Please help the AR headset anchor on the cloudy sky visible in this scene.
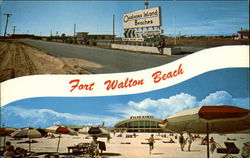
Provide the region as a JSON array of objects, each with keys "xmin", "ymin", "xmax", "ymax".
[
  {"xmin": 2, "ymin": 68, "xmax": 249, "ymax": 128},
  {"xmin": 0, "ymin": 1, "xmax": 249, "ymax": 36}
]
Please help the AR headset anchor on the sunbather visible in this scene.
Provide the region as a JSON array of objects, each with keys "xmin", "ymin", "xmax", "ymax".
[
  {"xmin": 15, "ymin": 147, "xmax": 27, "ymax": 158},
  {"xmin": 241, "ymin": 142, "xmax": 250, "ymax": 158},
  {"xmin": 3, "ymin": 142, "xmax": 15, "ymax": 158}
]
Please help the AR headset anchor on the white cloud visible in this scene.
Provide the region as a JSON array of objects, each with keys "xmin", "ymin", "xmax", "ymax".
[
  {"xmin": 109, "ymin": 91, "xmax": 249, "ymax": 120},
  {"xmin": 199, "ymin": 91, "xmax": 233, "ymax": 106},
  {"xmin": 3, "ymin": 91, "xmax": 249, "ymax": 128},
  {"xmin": 109, "ymin": 93, "xmax": 198, "ymax": 119},
  {"xmin": 3, "ymin": 106, "xmax": 120, "ymax": 128}
]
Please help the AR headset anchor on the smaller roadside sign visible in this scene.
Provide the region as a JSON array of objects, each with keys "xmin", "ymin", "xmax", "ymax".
[
  {"xmin": 122, "ymin": 38, "xmax": 145, "ymax": 41},
  {"xmin": 135, "ymin": 29, "xmax": 163, "ymax": 36}
]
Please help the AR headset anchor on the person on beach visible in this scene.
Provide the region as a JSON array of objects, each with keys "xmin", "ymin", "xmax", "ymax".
[
  {"xmin": 148, "ymin": 134, "xmax": 155, "ymax": 154},
  {"xmin": 210, "ymin": 137, "xmax": 217, "ymax": 153},
  {"xmin": 201, "ymin": 136, "xmax": 208, "ymax": 145},
  {"xmin": 157, "ymin": 39, "xmax": 166, "ymax": 54},
  {"xmin": 3, "ymin": 141, "xmax": 15, "ymax": 158},
  {"xmin": 241, "ymin": 142, "xmax": 250, "ymax": 158},
  {"xmin": 178, "ymin": 133, "xmax": 185, "ymax": 151},
  {"xmin": 15, "ymin": 147, "xmax": 27, "ymax": 158},
  {"xmin": 187, "ymin": 133, "xmax": 193, "ymax": 151},
  {"xmin": 89, "ymin": 136, "xmax": 100, "ymax": 157}
]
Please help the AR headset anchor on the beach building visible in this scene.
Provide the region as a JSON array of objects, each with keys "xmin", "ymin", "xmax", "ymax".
[
  {"xmin": 76, "ymin": 32, "xmax": 89, "ymax": 40},
  {"xmin": 236, "ymin": 29, "xmax": 249, "ymax": 39},
  {"xmin": 114, "ymin": 116, "xmax": 164, "ymax": 132}
]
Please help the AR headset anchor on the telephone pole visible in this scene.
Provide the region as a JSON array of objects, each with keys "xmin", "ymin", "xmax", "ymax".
[
  {"xmin": 144, "ymin": 0, "xmax": 149, "ymax": 9},
  {"xmin": 12, "ymin": 26, "xmax": 16, "ymax": 34},
  {"xmin": 113, "ymin": 14, "xmax": 115, "ymax": 42},
  {"xmin": 74, "ymin": 24, "xmax": 76, "ymax": 37},
  {"xmin": 173, "ymin": 16, "xmax": 177, "ymax": 45},
  {"xmin": 4, "ymin": 13, "xmax": 12, "ymax": 37}
]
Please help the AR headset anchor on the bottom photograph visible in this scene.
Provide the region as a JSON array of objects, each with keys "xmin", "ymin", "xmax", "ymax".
[{"xmin": 1, "ymin": 68, "xmax": 250, "ymax": 158}]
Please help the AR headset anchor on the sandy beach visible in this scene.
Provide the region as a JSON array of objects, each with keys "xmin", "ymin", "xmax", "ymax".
[{"xmin": 1, "ymin": 132, "xmax": 249, "ymax": 158}]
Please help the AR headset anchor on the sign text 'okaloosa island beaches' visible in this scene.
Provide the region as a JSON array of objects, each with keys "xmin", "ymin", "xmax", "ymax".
[
  {"xmin": 123, "ymin": 6, "xmax": 163, "ymax": 41},
  {"xmin": 123, "ymin": 7, "xmax": 161, "ymax": 29}
]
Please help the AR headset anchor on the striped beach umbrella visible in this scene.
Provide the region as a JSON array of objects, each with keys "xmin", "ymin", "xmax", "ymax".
[
  {"xmin": 11, "ymin": 127, "xmax": 42, "ymax": 152},
  {"xmin": 88, "ymin": 126, "xmax": 111, "ymax": 138},
  {"xmin": 0, "ymin": 127, "xmax": 17, "ymax": 146},
  {"xmin": 159, "ymin": 105, "xmax": 250, "ymax": 158}
]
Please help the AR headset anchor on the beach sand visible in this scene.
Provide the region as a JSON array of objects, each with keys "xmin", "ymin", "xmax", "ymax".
[{"xmin": 2, "ymin": 132, "xmax": 250, "ymax": 158}]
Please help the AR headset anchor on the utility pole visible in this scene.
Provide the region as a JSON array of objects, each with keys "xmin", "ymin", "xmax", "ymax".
[
  {"xmin": 144, "ymin": 0, "xmax": 149, "ymax": 9},
  {"xmin": 173, "ymin": 16, "xmax": 177, "ymax": 45},
  {"xmin": 12, "ymin": 26, "xmax": 16, "ymax": 35},
  {"xmin": 74, "ymin": 24, "xmax": 76, "ymax": 37},
  {"xmin": 4, "ymin": 13, "xmax": 12, "ymax": 37},
  {"xmin": 113, "ymin": 14, "xmax": 115, "ymax": 43}
]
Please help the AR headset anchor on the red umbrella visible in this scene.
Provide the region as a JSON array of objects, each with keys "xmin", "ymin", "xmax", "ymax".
[
  {"xmin": 159, "ymin": 105, "xmax": 250, "ymax": 158},
  {"xmin": 0, "ymin": 127, "xmax": 16, "ymax": 136},
  {"xmin": 45, "ymin": 125, "xmax": 77, "ymax": 152}
]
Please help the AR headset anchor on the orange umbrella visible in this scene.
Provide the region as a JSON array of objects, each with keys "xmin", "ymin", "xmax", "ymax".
[{"xmin": 159, "ymin": 105, "xmax": 250, "ymax": 158}]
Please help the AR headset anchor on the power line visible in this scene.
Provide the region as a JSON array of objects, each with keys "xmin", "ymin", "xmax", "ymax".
[{"xmin": 4, "ymin": 13, "xmax": 12, "ymax": 37}]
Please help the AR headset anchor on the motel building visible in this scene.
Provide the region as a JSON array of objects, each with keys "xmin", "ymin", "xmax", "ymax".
[
  {"xmin": 236, "ymin": 29, "xmax": 249, "ymax": 39},
  {"xmin": 114, "ymin": 116, "xmax": 164, "ymax": 133},
  {"xmin": 76, "ymin": 32, "xmax": 115, "ymax": 41}
]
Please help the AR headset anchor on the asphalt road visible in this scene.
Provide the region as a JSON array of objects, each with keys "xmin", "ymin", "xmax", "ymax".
[{"xmin": 22, "ymin": 39, "xmax": 186, "ymax": 74}]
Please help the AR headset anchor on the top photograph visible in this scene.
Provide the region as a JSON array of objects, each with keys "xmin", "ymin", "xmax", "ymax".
[{"xmin": 0, "ymin": 0, "xmax": 249, "ymax": 82}]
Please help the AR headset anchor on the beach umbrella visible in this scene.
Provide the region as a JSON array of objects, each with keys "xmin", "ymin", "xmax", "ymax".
[
  {"xmin": 78, "ymin": 126, "xmax": 91, "ymax": 135},
  {"xmin": 0, "ymin": 127, "xmax": 16, "ymax": 136},
  {"xmin": 159, "ymin": 105, "xmax": 250, "ymax": 158},
  {"xmin": 88, "ymin": 126, "xmax": 111, "ymax": 138},
  {"xmin": 10, "ymin": 127, "xmax": 42, "ymax": 152},
  {"xmin": 0, "ymin": 127, "xmax": 16, "ymax": 145},
  {"xmin": 45, "ymin": 125, "xmax": 77, "ymax": 152}
]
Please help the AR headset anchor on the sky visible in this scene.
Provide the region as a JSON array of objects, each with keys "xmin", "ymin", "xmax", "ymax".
[
  {"xmin": 0, "ymin": 0, "xmax": 249, "ymax": 37},
  {"xmin": 2, "ymin": 68, "xmax": 249, "ymax": 128}
]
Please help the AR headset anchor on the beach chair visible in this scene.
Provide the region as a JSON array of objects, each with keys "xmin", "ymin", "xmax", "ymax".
[
  {"xmin": 217, "ymin": 142, "xmax": 240, "ymax": 158},
  {"xmin": 98, "ymin": 141, "xmax": 106, "ymax": 153}
]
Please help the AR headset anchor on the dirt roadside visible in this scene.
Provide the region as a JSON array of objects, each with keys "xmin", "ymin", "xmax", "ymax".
[{"xmin": 0, "ymin": 40, "xmax": 102, "ymax": 82}]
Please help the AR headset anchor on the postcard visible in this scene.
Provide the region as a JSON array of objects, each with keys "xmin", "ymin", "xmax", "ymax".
[{"xmin": 0, "ymin": 1, "xmax": 249, "ymax": 158}]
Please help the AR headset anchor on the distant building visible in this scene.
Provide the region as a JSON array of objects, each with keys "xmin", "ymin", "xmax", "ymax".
[
  {"xmin": 77, "ymin": 32, "xmax": 115, "ymax": 41},
  {"xmin": 9, "ymin": 34, "xmax": 35, "ymax": 39},
  {"xmin": 76, "ymin": 32, "xmax": 89, "ymax": 40},
  {"xmin": 114, "ymin": 116, "xmax": 164, "ymax": 132},
  {"xmin": 87, "ymin": 34, "xmax": 115, "ymax": 40},
  {"xmin": 237, "ymin": 30, "xmax": 249, "ymax": 39}
]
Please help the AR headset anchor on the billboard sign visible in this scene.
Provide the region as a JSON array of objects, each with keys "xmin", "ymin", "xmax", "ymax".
[{"xmin": 123, "ymin": 7, "xmax": 161, "ymax": 29}]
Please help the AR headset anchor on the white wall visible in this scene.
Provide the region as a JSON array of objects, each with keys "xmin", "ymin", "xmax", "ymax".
[{"xmin": 111, "ymin": 44, "xmax": 173, "ymax": 55}]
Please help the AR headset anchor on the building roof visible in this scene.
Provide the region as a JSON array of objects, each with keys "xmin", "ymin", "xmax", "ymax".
[
  {"xmin": 237, "ymin": 30, "xmax": 249, "ymax": 35},
  {"xmin": 114, "ymin": 116, "xmax": 163, "ymax": 128}
]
